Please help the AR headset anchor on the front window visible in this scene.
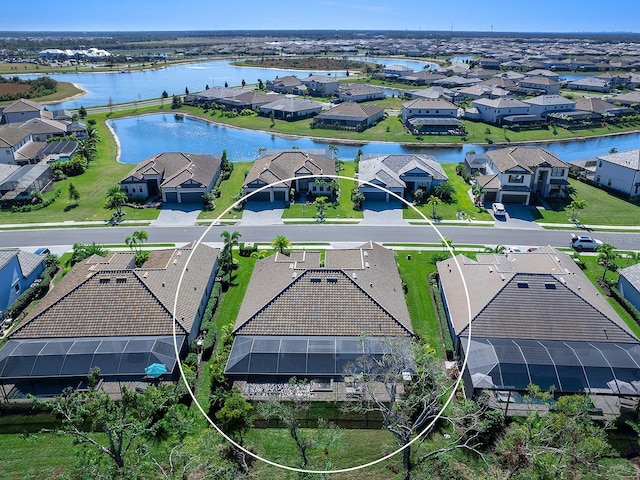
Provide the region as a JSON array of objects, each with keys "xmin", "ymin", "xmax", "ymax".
[
  {"xmin": 551, "ymin": 168, "xmax": 565, "ymax": 177},
  {"xmin": 508, "ymin": 174, "xmax": 524, "ymax": 184}
]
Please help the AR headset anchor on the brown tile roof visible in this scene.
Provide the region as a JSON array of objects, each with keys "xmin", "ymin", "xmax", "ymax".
[
  {"xmin": 243, "ymin": 150, "xmax": 335, "ymax": 189},
  {"xmin": 234, "ymin": 242, "xmax": 412, "ymax": 337},
  {"xmin": 0, "ymin": 126, "xmax": 30, "ymax": 148},
  {"xmin": 486, "ymin": 146, "xmax": 568, "ymax": 173},
  {"xmin": 437, "ymin": 247, "xmax": 636, "ymax": 343},
  {"xmin": 11, "ymin": 244, "xmax": 218, "ymax": 339},
  {"xmin": 121, "ymin": 152, "xmax": 221, "ymax": 189}
]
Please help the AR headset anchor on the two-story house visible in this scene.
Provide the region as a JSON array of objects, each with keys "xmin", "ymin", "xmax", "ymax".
[
  {"xmin": 593, "ymin": 149, "xmax": 640, "ymax": 197},
  {"xmin": 474, "ymin": 147, "xmax": 570, "ymax": 204},
  {"xmin": 300, "ymin": 75, "xmax": 339, "ymax": 96},
  {"xmin": 523, "ymin": 95, "xmax": 576, "ymax": 117},
  {"xmin": 471, "ymin": 98, "xmax": 530, "ymax": 124},
  {"xmin": 0, "ymin": 126, "xmax": 33, "ymax": 165}
]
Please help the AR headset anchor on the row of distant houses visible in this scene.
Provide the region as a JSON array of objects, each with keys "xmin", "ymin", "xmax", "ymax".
[
  {"xmin": 118, "ymin": 144, "xmax": 640, "ymax": 208},
  {"xmin": 0, "ymin": 99, "xmax": 87, "ymax": 203}
]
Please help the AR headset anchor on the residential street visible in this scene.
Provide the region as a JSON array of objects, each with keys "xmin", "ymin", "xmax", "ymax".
[{"xmin": 1, "ymin": 224, "xmax": 638, "ymax": 251}]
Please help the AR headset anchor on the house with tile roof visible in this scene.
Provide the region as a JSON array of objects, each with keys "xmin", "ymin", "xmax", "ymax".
[
  {"xmin": 437, "ymin": 246, "xmax": 640, "ymax": 410},
  {"xmin": 184, "ymin": 86, "xmax": 254, "ymax": 106},
  {"xmin": 0, "ymin": 126, "xmax": 32, "ymax": 165},
  {"xmin": 300, "ymin": 75, "xmax": 339, "ymax": 96},
  {"xmin": 120, "ymin": 152, "xmax": 222, "ymax": 204},
  {"xmin": 568, "ymin": 77, "xmax": 611, "ymax": 93},
  {"xmin": 593, "ymin": 149, "xmax": 640, "ymax": 197},
  {"xmin": 357, "ymin": 153, "xmax": 448, "ymax": 202},
  {"xmin": 574, "ymin": 97, "xmax": 633, "ymax": 119},
  {"xmin": 474, "ymin": 146, "xmax": 569, "ymax": 204},
  {"xmin": 0, "ymin": 99, "xmax": 41, "ymax": 125},
  {"xmin": 0, "ymin": 244, "xmax": 218, "ymax": 400},
  {"xmin": 470, "ymin": 98, "xmax": 530, "ymax": 125},
  {"xmin": 522, "ymin": 95, "xmax": 576, "ymax": 117},
  {"xmin": 266, "ymin": 75, "xmax": 307, "ymax": 95},
  {"xmin": 225, "ymin": 242, "xmax": 413, "ymax": 383},
  {"xmin": 258, "ymin": 96, "xmax": 323, "ymax": 121},
  {"xmin": 311, "ymin": 101, "xmax": 383, "ymax": 131},
  {"xmin": 337, "ymin": 83, "xmax": 385, "ymax": 103},
  {"xmin": 518, "ymin": 75, "xmax": 560, "ymax": 95},
  {"xmin": 402, "ymin": 98, "xmax": 462, "ymax": 134},
  {"xmin": 0, "ymin": 249, "xmax": 46, "ymax": 315},
  {"xmin": 216, "ymin": 91, "xmax": 282, "ymax": 111},
  {"xmin": 242, "ymin": 149, "xmax": 335, "ymax": 202}
]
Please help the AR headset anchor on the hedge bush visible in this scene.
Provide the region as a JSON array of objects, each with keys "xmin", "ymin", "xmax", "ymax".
[
  {"xmin": 5, "ymin": 263, "xmax": 58, "ymax": 319},
  {"xmin": 610, "ymin": 285, "xmax": 640, "ymax": 324},
  {"xmin": 11, "ymin": 189, "xmax": 61, "ymax": 212}
]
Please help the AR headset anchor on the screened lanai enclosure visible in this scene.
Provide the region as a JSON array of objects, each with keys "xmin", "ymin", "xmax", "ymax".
[{"xmin": 0, "ymin": 336, "xmax": 183, "ymax": 401}]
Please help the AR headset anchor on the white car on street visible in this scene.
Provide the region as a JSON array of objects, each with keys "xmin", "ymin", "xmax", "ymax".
[{"xmin": 570, "ymin": 234, "xmax": 603, "ymax": 251}]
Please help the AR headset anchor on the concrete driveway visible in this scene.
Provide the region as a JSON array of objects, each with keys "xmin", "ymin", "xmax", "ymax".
[
  {"xmin": 360, "ymin": 200, "xmax": 407, "ymax": 226},
  {"xmin": 152, "ymin": 203, "xmax": 202, "ymax": 227},
  {"xmin": 239, "ymin": 201, "xmax": 285, "ymax": 225},
  {"xmin": 491, "ymin": 203, "xmax": 542, "ymax": 230}
]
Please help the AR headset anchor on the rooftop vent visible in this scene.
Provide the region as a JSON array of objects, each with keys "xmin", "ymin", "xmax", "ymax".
[
  {"xmin": 310, "ymin": 277, "xmax": 321, "ymax": 283},
  {"xmin": 363, "ymin": 251, "xmax": 368, "ymax": 257},
  {"xmin": 327, "ymin": 278, "xmax": 338, "ymax": 283},
  {"xmin": 116, "ymin": 277, "xmax": 127, "ymax": 284},
  {"xmin": 500, "ymin": 274, "xmax": 505, "ymax": 281},
  {"xmin": 517, "ymin": 281, "xmax": 529, "ymax": 288},
  {"xmin": 352, "ymin": 272, "xmax": 358, "ymax": 279},
  {"xmin": 365, "ymin": 262, "xmax": 370, "ymax": 268},
  {"xmin": 488, "ymin": 266, "xmax": 493, "ymax": 273},
  {"xmin": 544, "ymin": 282, "xmax": 556, "ymax": 289},
  {"xmin": 99, "ymin": 278, "xmax": 110, "ymax": 284}
]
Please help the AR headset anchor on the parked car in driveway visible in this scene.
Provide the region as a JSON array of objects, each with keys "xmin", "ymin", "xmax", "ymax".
[
  {"xmin": 570, "ymin": 234, "xmax": 603, "ymax": 251},
  {"xmin": 492, "ymin": 202, "xmax": 506, "ymax": 217}
]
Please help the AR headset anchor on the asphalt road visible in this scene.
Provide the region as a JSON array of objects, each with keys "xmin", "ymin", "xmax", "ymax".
[{"xmin": 1, "ymin": 224, "xmax": 638, "ymax": 251}]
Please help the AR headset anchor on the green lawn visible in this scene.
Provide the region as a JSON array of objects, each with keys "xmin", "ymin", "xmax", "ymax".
[
  {"xmin": 403, "ymin": 164, "xmax": 493, "ymax": 221},
  {"xmin": 0, "ymin": 433, "xmax": 81, "ymax": 479},
  {"xmin": 282, "ymin": 161, "xmax": 364, "ymax": 220},
  {"xmin": 576, "ymin": 254, "xmax": 640, "ymax": 337},
  {"xmin": 198, "ymin": 162, "xmax": 252, "ymax": 220},
  {"xmin": 245, "ymin": 428, "xmax": 404, "ymax": 480},
  {"xmin": 396, "ymin": 251, "xmax": 444, "ymax": 358},
  {"xmin": 537, "ymin": 178, "xmax": 640, "ymax": 226}
]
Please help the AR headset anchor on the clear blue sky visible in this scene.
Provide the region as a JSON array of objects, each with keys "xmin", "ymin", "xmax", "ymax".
[{"xmin": 4, "ymin": 0, "xmax": 640, "ymax": 33}]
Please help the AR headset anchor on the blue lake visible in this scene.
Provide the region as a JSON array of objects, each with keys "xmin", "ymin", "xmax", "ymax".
[
  {"xmin": 22, "ymin": 57, "xmax": 436, "ymax": 110},
  {"xmin": 111, "ymin": 113, "xmax": 640, "ymax": 165}
]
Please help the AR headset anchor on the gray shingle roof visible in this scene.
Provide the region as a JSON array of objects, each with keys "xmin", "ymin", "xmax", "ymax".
[
  {"xmin": 358, "ymin": 154, "xmax": 448, "ymax": 189},
  {"xmin": 597, "ymin": 150, "xmax": 640, "ymax": 171},
  {"xmin": 121, "ymin": 152, "xmax": 221, "ymax": 189},
  {"xmin": 437, "ymin": 247, "xmax": 636, "ymax": 343},
  {"xmin": 0, "ymin": 126, "xmax": 30, "ymax": 148},
  {"xmin": 315, "ymin": 102, "xmax": 382, "ymax": 121},
  {"xmin": 619, "ymin": 263, "xmax": 640, "ymax": 288}
]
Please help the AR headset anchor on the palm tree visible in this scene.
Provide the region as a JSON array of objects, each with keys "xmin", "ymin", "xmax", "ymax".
[
  {"xmin": 327, "ymin": 144, "xmax": 339, "ymax": 159},
  {"xmin": 471, "ymin": 183, "xmax": 485, "ymax": 206},
  {"xmin": 220, "ymin": 230, "xmax": 241, "ymax": 272},
  {"xmin": 434, "ymin": 181, "xmax": 456, "ymax": 202},
  {"xmin": 75, "ymin": 139, "xmax": 97, "ymax": 162},
  {"xmin": 484, "ymin": 244, "xmax": 506, "ymax": 254},
  {"xmin": 440, "ymin": 237, "xmax": 454, "ymax": 251},
  {"xmin": 597, "ymin": 243, "xmax": 619, "ymax": 281},
  {"xmin": 105, "ymin": 185, "xmax": 128, "ymax": 217},
  {"xmin": 125, "ymin": 230, "xmax": 148, "ymax": 254},
  {"xmin": 85, "ymin": 125, "xmax": 99, "ymax": 147},
  {"xmin": 627, "ymin": 251, "xmax": 640, "ymax": 266},
  {"xmin": 271, "ymin": 235, "xmax": 291, "ymax": 254},
  {"xmin": 68, "ymin": 183, "xmax": 80, "ymax": 204},
  {"xmin": 426, "ymin": 195, "xmax": 442, "ymax": 219},
  {"xmin": 568, "ymin": 199, "xmax": 586, "ymax": 222}
]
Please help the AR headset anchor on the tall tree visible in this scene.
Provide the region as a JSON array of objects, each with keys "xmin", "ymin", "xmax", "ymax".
[
  {"xmin": 568, "ymin": 198, "xmax": 586, "ymax": 222},
  {"xmin": 426, "ymin": 195, "xmax": 442, "ymax": 218},
  {"xmin": 343, "ymin": 340, "xmax": 449, "ymax": 479},
  {"xmin": 105, "ymin": 184, "xmax": 128, "ymax": 218},
  {"xmin": 68, "ymin": 182, "xmax": 80, "ymax": 204},
  {"xmin": 434, "ymin": 181, "xmax": 456, "ymax": 202},
  {"xmin": 33, "ymin": 379, "xmax": 178, "ymax": 478},
  {"xmin": 597, "ymin": 243, "xmax": 619, "ymax": 281},
  {"xmin": 220, "ymin": 230, "xmax": 241, "ymax": 272},
  {"xmin": 271, "ymin": 235, "xmax": 291, "ymax": 254}
]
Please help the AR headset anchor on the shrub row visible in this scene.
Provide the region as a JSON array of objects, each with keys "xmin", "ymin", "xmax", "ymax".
[
  {"xmin": 610, "ymin": 285, "xmax": 640, "ymax": 325},
  {"xmin": 428, "ymin": 272, "xmax": 455, "ymax": 358},
  {"xmin": 238, "ymin": 242, "xmax": 257, "ymax": 257},
  {"xmin": 196, "ymin": 282, "xmax": 223, "ymax": 354},
  {"xmin": 11, "ymin": 189, "xmax": 61, "ymax": 212},
  {"xmin": 5, "ymin": 264, "xmax": 58, "ymax": 320}
]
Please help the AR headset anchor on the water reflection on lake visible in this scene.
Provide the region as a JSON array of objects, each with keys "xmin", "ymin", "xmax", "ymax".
[{"xmin": 111, "ymin": 113, "xmax": 640, "ymax": 165}]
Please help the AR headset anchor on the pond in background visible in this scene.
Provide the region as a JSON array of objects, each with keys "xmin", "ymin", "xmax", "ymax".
[{"xmin": 110, "ymin": 113, "xmax": 640, "ymax": 165}]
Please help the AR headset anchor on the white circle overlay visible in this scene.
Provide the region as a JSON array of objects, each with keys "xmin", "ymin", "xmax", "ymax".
[{"xmin": 171, "ymin": 173, "xmax": 473, "ymax": 474}]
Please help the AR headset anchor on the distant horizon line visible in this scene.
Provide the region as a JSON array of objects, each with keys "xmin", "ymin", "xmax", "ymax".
[{"xmin": 1, "ymin": 29, "xmax": 638, "ymax": 35}]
